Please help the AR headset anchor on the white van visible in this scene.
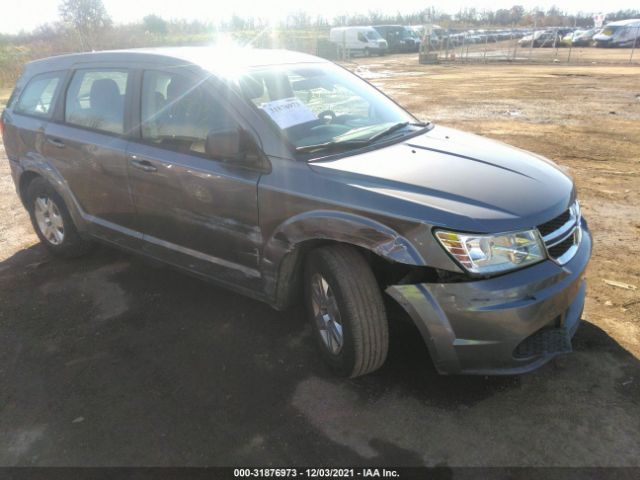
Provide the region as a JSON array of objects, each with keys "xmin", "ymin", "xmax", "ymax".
[
  {"xmin": 329, "ymin": 27, "xmax": 388, "ymax": 56},
  {"xmin": 593, "ymin": 19, "xmax": 640, "ymax": 47}
]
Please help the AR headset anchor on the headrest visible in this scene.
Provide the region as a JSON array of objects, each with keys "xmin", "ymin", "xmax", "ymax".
[
  {"xmin": 239, "ymin": 75, "xmax": 264, "ymax": 100},
  {"xmin": 90, "ymin": 78, "xmax": 120, "ymax": 108},
  {"xmin": 264, "ymin": 74, "xmax": 293, "ymax": 100},
  {"xmin": 166, "ymin": 76, "xmax": 195, "ymax": 101}
]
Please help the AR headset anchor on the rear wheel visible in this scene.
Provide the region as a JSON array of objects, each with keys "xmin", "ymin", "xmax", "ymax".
[
  {"xmin": 26, "ymin": 177, "xmax": 92, "ymax": 258},
  {"xmin": 304, "ymin": 245, "xmax": 389, "ymax": 377}
]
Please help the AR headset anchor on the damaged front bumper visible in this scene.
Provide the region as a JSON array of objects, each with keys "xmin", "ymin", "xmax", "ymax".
[{"xmin": 386, "ymin": 225, "xmax": 592, "ymax": 375}]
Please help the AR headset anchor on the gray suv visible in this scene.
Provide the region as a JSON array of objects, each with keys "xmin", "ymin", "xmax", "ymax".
[{"xmin": 1, "ymin": 47, "xmax": 591, "ymax": 377}]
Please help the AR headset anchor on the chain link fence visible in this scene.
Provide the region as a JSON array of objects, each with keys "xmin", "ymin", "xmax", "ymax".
[{"xmin": 417, "ymin": 26, "xmax": 640, "ymax": 65}]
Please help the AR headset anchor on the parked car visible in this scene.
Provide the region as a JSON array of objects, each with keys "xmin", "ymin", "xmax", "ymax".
[
  {"xmin": 372, "ymin": 25, "xmax": 420, "ymax": 52},
  {"xmin": 561, "ymin": 29, "xmax": 597, "ymax": 47},
  {"xmin": 1, "ymin": 48, "xmax": 591, "ymax": 378},
  {"xmin": 518, "ymin": 29, "xmax": 564, "ymax": 48},
  {"xmin": 593, "ymin": 19, "xmax": 640, "ymax": 47},
  {"xmin": 329, "ymin": 26, "xmax": 388, "ymax": 56}
]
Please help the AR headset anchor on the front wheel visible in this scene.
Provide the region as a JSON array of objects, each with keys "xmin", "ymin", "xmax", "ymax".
[{"xmin": 304, "ymin": 245, "xmax": 389, "ymax": 377}]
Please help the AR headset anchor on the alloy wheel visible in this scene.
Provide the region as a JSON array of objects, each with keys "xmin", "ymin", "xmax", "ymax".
[
  {"xmin": 34, "ymin": 196, "xmax": 65, "ymax": 245},
  {"xmin": 310, "ymin": 273, "xmax": 344, "ymax": 354}
]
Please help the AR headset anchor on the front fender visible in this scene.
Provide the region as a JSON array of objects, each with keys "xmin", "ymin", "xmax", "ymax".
[
  {"xmin": 265, "ymin": 209, "xmax": 426, "ymax": 265},
  {"xmin": 261, "ymin": 210, "xmax": 428, "ymax": 308}
]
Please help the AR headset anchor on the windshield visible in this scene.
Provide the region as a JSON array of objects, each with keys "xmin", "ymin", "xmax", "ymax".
[
  {"xmin": 602, "ymin": 26, "xmax": 621, "ymax": 34},
  {"xmin": 405, "ymin": 29, "xmax": 419, "ymax": 39},
  {"xmin": 237, "ymin": 63, "xmax": 418, "ymax": 151}
]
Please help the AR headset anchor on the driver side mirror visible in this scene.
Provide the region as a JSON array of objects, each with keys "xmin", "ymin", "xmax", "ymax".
[
  {"xmin": 205, "ymin": 127, "xmax": 266, "ymax": 170},
  {"xmin": 205, "ymin": 127, "xmax": 245, "ymax": 162}
]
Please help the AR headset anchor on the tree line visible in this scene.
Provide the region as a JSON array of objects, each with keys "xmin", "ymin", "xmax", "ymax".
[{"xmin": 1, "ymin": 0, "xmax": 640, "ymax": 52}]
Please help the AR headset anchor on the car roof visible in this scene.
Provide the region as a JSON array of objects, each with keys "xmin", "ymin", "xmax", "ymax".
[
  {"xmin": 23, "ymin": 46, "xmax": 328, "ymax": 77},
  {"xmin": 605, "ymin": 18, "xmax": 640, "ymax": 27}
]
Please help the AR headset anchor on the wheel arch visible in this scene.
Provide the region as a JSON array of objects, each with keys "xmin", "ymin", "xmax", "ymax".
[
  {"xmin": 262, "ymin": 210, "xmax": 430, "ymax": 310},
  {"xmin": 18, "ymin": 170, "xmax": 42, "ymax": 205},
  {"xmin": 16, "ymin": 165, "xmax": 87, "ymax": 232}
]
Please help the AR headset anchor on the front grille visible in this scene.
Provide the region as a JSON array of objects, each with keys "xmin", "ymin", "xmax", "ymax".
[
  {"xmin": 548, "ymin": 234, "xmax": 575, "ymax": 258},
  {"xmin": 537, "ymin": 202, "xmax": 581, "ymax": 265},
  {"xmin": 538, "ymin": 210, "xmax": 571, "ymax": 237},
  {"xmin": 513, "ymin": 327, "xmax": 572, "ymax": 359}
]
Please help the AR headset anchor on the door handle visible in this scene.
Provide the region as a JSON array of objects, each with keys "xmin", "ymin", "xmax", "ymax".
[
  {"xmin": 129, "ymin": 157, "xmax": 157, "ymax": 172},
  {"xmin": 46, "ymin": 137, "xmax": 65, "ymax": 148}
]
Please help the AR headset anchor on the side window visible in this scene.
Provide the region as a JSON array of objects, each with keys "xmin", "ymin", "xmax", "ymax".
[
  {"xmin": 65, "ymin": 69, "xmax": 128, "ymax": 135},
  {"xmin": 141, "ymin": 70, "xmax": 239, "ymax": 156},
  {"xmin": 357, "ymin": 32, "xmax": 367, "ymax": 42},
  {"xmin": 14, "ymin": 71, "xmax": 65, "ymax": 118}
]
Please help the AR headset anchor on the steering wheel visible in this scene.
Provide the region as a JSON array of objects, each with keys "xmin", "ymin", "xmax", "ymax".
[{"xmin": 317, "ymin": 110, "xmax": 336, "ymax": 124}]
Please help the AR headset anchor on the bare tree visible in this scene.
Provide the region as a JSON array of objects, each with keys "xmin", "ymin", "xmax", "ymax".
[{"xmin": 59, "ymin": 0, "xmax": 111, "ymax": 50}]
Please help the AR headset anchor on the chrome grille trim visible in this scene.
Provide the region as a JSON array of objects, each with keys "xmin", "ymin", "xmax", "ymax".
[
  {"xmin": 538, "ymin": 201, "xmax": 582, "ymax": 265},
  {"xmin": 542, "ymin": 216, "xmax": 579, "ymax": 244}
]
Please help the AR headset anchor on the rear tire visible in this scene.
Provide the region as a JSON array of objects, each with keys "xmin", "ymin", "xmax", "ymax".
[
  {"xmin": 304, "ymin": 245, "xmax": 389, "ymax": 378},
  {"xmin": 26, "ymin": 177, "xmax": 92, "ymax": 258}
]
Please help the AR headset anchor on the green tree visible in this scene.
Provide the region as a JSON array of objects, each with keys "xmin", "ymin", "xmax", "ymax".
[
  {"xmin": 143, "ymin": 14, "xmax": 168, "ymax": 35},
  {"xmin": 59, "ymin": 0, "xmax": 111, "ymax": 50}
]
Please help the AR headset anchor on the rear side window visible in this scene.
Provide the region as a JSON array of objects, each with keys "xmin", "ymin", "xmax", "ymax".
[
  {"xmin": 14, "ymin": 71, "xmax": 65, "ymax": 118},
  {"xmin": 65, "ymin": 69, "xmax": 129, "ymax": 135}
]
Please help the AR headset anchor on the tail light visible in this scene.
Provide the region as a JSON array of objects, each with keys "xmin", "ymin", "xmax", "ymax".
[{"xmin": 0, "ymin": 117, "xmax": 4, "ymax": 137}]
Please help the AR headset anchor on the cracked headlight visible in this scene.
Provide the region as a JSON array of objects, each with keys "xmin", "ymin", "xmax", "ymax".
[{"xmin": 435, "ymin": 229, "xmax": 546, "ymax": 275}]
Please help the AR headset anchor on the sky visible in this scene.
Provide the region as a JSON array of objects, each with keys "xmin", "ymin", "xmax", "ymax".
[{"xmin": 1, "ymin": 0, "xmax": 638, "ymax": 34}]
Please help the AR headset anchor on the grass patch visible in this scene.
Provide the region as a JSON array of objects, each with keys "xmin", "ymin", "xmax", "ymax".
[{"xmin": 0, "ymin": 88, "xmax": 12, "ymax": 109}]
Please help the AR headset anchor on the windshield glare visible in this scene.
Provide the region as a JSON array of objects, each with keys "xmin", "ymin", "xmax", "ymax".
[{"xmin": 237, "ymin": 63, "xmax": 415, "ymax": 150}]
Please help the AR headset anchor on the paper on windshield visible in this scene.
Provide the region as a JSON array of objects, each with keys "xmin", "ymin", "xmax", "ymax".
[{"xmin": 260, "ymin": 97, "xmax": 317, "ymax": 129}]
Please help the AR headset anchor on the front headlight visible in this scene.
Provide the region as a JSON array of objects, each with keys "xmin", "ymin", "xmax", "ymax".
[{"xmin": 435, "ymin": 229, "xmax": 546, "ymax": 275}]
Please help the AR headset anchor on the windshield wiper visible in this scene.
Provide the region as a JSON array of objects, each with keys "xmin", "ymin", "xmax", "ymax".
[
  {"xmin": 295, "ymin": 121, "xmax": 431, "ymax": 154},
  {"xmin": 367, "ymin": 121, "xmax": 430, "ymax": 142},
  {"xmin": 295, "ymin": 139, "xmax": 368, "ymax": 154}
]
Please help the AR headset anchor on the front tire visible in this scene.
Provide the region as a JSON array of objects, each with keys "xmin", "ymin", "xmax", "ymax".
[
  {"xmin": 304, "ymin": 245, "xmax": 389, "ymax": 377},
  {"xmin": 26, "ymin": 177, "xmax": 92, "ymax": 258}
]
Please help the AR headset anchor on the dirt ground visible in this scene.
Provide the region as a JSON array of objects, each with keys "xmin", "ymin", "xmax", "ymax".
[{"xmin": 0, "ymin": 57, "xmax": 639, "ymax": 467}]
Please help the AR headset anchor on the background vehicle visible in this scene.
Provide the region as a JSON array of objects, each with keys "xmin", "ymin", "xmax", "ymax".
[
  {"xmin": 518, "ymin": 29, "xmax": 568, "ymax": 48},
  {"xmin": 372, "ymin": 25, "xmax": 420, "ymax": 52},
  {"xmin": 329, "ymin": 26, "xmax": 388, "ymax": 56},
  {"xmin": 593, "ymin": 19, "xmax": 640, "ymax": 47},
  {"xmin": 561, "ymin": 29, "xmax": 597, "ymax": 46}
]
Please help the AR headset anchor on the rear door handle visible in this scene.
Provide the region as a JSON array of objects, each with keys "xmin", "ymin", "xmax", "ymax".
[
  {"xmin": 129, "ymin": 157, "xmax": 157, "ymax": 172},
  {"xmin": 46, "ymin": 137, "xmax": 65, "ymax": 148}
]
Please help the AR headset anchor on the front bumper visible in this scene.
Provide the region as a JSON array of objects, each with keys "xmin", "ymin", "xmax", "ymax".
[
  {"xmin": 369, "ymin": 46, "xmax": 387, "ymax": 54},
  {"xmin": 387, "ymin": 222, "xmax": 592, "ymax": 375}
]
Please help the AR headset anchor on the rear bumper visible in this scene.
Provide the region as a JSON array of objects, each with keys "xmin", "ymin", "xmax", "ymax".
[{"xmin": 386, "ymin": 222, "xmax": 592, "ymax": 375}]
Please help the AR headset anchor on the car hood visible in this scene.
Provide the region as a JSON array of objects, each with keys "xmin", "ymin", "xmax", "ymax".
[
  {"xmin": 593, "ymin": 32, "xmax": 613, "ymax": 40},
  {"xmin": 309, "ymin": 125, "xmax": 575, "ymax": 233}
]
